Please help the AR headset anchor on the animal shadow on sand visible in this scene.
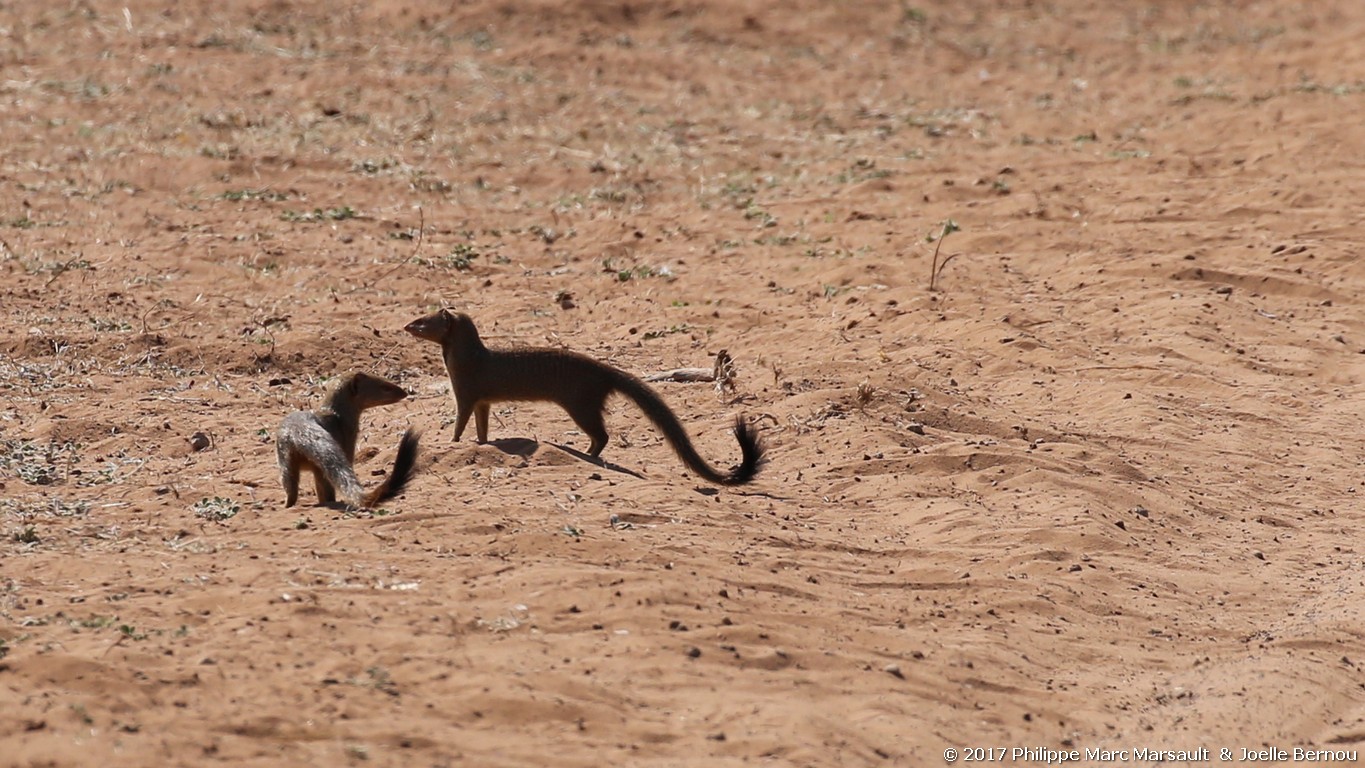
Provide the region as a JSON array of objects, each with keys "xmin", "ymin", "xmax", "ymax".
[
  {"xmin": 483, "ymin": 437, "xmax": 646, "ymax": 480},
  {"xmin": 511, "ymin": 438, "xmax": 783, "ymax": 499}
]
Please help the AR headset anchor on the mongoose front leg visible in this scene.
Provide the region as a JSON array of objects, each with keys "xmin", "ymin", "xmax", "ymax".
[
  {"xmin": 474, "ymin": 402, "xmax": 491, "ymax": 443},
  {"xmin": 452, "ymin": 399, "xmax": 474, "ymax": 442}
]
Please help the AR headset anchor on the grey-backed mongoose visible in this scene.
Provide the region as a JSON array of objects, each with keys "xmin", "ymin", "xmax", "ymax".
[
  {"xmin": 403, "ymin": 309, "xmax": 764, "ymax": 485},
  {"xmin": 275, "ymin": 372, "xmax": 420, "ymax": 507}
]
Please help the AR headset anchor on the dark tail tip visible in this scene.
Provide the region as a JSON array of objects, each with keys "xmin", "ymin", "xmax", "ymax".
[
  {"xmin": 722, "ymin": 414, "xmax": 766, "ymax": 485},
  {"xmin": 364, "ymin": 429, "xmax": 421, "ymax": 506}
]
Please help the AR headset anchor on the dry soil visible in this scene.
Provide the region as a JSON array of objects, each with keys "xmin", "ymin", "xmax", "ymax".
[{"xmin": 3, "ymin": 1, "xmax": 1365, "ymax": 766}]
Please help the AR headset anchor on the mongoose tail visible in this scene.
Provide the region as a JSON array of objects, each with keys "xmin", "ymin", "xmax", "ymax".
[
  {"xmin": 404, "ymin": 309, "xmax": 765, "ymax": 485},
  {"xmin": 361, "ymin": 428, "xmax": 421, "ymax": 506},
  {"xmin": 609, "ymin": 372, "xmax": 765, "ymax": 485},
  {"xmin": 276, "ymin": 372, "xmax": 421, "ymax": 508}
]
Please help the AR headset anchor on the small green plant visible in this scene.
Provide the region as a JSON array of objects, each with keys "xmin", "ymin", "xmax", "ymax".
[
  {"xmin": 743, "ymin": 201, "xmax": 777, "ymax": 228},
  {"xmin": 199, "ymin": 143, "xmax": 239, "ymax": 160},
  {"xmin": 0, "ymin": 439, "xmax": 81, "ymax": 486},
  {"xmin": 118, "ymin": 624, "xmax": 148, "ymax": 641},
  {"xmin": 345, "ymin": 666, "xmax": 398, "ymax": 696},
  {"xmin": 927, "ymin": 219, "xmax": 961, "ymax": 291},
  {"xmin": 719, "ymin": 179, "xmax": 757, "ymax": 201},
  {"xmin": 900, "ymin": 3, "xmax": 927, "ymax": 24},
  {"xmin": 0, "ymin": 497, "xmax": 90, "ymax": 518},
  {"xmin": 28, "ymin": 257, "xmax": 93, "ymax": 278},
  {"xmin": 219, "ymin": 189, "xmax": 289, "ymax": 202},
  {"xmin": 602, "ymin": 258, "xmax": 660, "ymax": 282},
  {"xmin": 365, "ymin": 666, "xmax": 397, "ymax": 694},
  {"xmin": 756, "ymin": 233, "xmax": 801, "ymax": 247},
  {"xmin": 12, "ymin": 525, "xmax": 39, "ymax": 544},
  {"xmin": 836, "ymin": 157, "xmax": 892, "ymax": 185},
  {"xmin": 642, "ymin": 324, "xmax": 692, "ymax": 340},
  {"xmin": 89, "ymin": 316, "xmax": 133, "ymax": 333},
  {"xmin": 619, "ymin": 264, "xmax": 655, "ymax": 281},
  {"xmin": 351, "ymin": 158, "xmax": 402, "ymax": 174},
  {"xmin": 56, "ymin": 497, "xmax": 91, "ymax": 515},
  {"xmin": 589, "ymin": 186, "xmax": 631, "ymax": 204},
  {"xmin": 445, "ymin": 243, "xmax": 479, "ymax": 270},
  {"xmin": 281, "ymin": 207, "xmax": 357, "ymax": 223},
  {"xmin": 528, "ymin": 224, "xmax": 560, "ymax": 244},
  {"xmin": 192, "ymin": 496, "xmax": 239, "ymax": 523}
]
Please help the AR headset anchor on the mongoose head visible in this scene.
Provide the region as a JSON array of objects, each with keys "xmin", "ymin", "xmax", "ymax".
[
  {"xmin": 404, "ymin": 309, "xmax": 480, "ymax": 346},
  {"xmin": 339, "ymin": 372, "xmax": 409, "ymax": 408}
]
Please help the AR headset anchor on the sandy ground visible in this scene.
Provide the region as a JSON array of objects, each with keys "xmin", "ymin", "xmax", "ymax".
[{"xmin": 3, "ymin": 0, "xmax": 1365, "ymax": 765}]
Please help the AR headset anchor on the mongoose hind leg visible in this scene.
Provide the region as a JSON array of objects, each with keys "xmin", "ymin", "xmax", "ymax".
[
  {"xmin": 281, "ymin": 460, "xmax": 301, "ymax": 508},
  {"xmin": 568, "ymin": 396, "xmax": 611, "ymax": 457},
  {"xmin": 313, "ymin": 471, "xmax": 336, "ymax": 504}
]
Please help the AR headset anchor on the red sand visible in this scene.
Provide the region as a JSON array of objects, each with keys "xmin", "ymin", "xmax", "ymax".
[{"xmin": 2, "ymin": 1, "xmax": 1364, "ymax": 765}]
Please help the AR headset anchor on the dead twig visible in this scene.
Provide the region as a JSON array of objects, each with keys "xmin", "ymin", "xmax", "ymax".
[
  {"xmin": 643, "ymin": 349, "xmax": 737, "ymax": 395},
  {"xmin": 712, "ymin": 349, "xmax": 736, "ymax": 394},
  {"xmin": 349, "ymin": 207, "xmax": 425, "ymax": 293}
]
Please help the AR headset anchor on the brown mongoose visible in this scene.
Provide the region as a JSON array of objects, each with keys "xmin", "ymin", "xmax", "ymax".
[
  {"xmin": 404, "ymin": 309, "xmax": 765, "ymax": 485},
  {"xmin": 275, "ymin": 372, "xmax": 421, "ymax": 507}
]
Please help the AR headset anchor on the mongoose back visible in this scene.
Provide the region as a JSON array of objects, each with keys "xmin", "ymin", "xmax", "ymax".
[
  {"xmin": 404, "ymin": 309, "xmax": 765, "ymax": 485},
  {"xmin": 275, "ymin": 372, "xmax": 420, "ymax": 507}
]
